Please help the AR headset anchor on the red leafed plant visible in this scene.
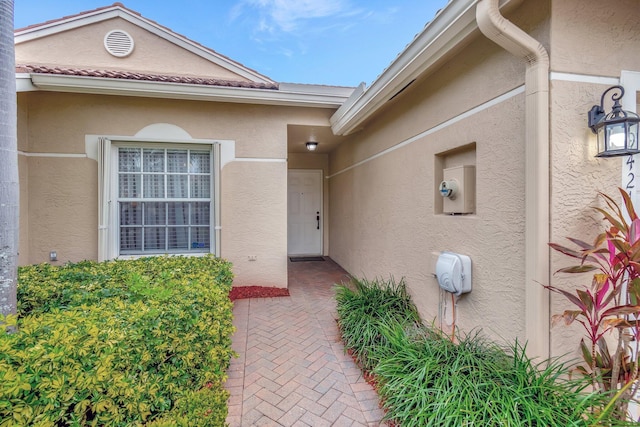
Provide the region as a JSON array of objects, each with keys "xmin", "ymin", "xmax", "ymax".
[{"xmin": 548, "ymin": 188, "xmax": 640, "ymax": 419}]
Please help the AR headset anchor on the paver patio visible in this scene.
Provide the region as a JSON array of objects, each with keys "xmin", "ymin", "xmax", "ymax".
[{"xmin": 225, "ymin": 258, "xmax": 387, "ymax": 426}]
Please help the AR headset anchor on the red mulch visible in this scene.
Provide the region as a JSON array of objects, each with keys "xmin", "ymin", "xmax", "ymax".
[{"xmin": 228, "ymin": 286, "xmax": 290, "ymax": 301}]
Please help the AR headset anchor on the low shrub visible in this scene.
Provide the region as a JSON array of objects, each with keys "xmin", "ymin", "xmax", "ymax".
[
  {"xmin": 375, "ymin": 322, "xmax": 606, "ymax": 426},
  {"xmin": 335, "ymin": 277, "xmax": 420, "ymax": 371},
  {"xmin": 0, "ymin": 255, "xmax": 234, "ymax": 426},
  {"xmin": 335, "ymin": 276, "xmax": 621, "ymax": 426}
]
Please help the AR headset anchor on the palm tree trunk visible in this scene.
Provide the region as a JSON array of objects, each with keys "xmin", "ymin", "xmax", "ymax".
[{"xmin": 0, "ymin": 0, "xmax": 18, "ymax": 325}]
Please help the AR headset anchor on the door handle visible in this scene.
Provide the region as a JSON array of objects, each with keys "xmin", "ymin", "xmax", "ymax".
[{"xmin": 316, "ymin": 211, "xmax": 320, "ymax": 230}]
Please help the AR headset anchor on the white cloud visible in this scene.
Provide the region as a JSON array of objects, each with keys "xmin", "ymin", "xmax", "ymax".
[{"xmin": 239, "ymin": 0, "xmax": 353, "ymax": 33}]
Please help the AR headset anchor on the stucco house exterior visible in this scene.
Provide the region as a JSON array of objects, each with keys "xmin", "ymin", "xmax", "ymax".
[
  {"xmin": 14, "ymin": 2, "xmax": 354, "ymax": 292},
  {"xmin": 14, "ymin": 0, "xmax": 640, "ymax": 360}
]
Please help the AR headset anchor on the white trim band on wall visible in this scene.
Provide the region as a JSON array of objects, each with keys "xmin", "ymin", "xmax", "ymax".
[
  {"xmin": 18, "ymin": 151, "xmax": 87, "ymax": 158},
  {"xmin": 550, "ymin": 72, "xmax": 619, "ymax": 85},
  {"xmin": 234, "ymin": 158, "xmax": 287, "ymax": 163}
]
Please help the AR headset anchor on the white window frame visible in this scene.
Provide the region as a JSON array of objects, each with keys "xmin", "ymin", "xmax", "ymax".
[{"xmin": 98, "ymin": 136, "xmax": 221, "ymax": 260}]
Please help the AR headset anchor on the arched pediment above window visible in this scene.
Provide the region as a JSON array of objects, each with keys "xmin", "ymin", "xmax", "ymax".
[{"xmin": 135, "ymin": 123, "xmax": 193, "ymax": 140}]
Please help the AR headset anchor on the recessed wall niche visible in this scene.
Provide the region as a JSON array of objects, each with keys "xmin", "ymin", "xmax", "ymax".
[{"xmin": 434, "ymin": 142, "xmax": 476, "ymax": 215}]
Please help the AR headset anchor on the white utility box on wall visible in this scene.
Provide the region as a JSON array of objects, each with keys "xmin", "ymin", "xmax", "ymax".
[
  {"xmin": 441, "ymin": 165, "xmax": 475, "ymax": 214},
  {"xmin": 435, "ymin": 251, "xmax": 472, "ymax": 296}
]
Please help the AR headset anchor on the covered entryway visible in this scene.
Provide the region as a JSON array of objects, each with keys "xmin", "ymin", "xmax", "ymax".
[{"xmin": 288, "ymin": 169, "xmax": 323, "ymax": 256}]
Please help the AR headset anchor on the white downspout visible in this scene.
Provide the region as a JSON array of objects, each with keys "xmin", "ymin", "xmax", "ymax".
[{"xmin": 476, "ymin": 0, "xmax": 550, "ymax": 359}]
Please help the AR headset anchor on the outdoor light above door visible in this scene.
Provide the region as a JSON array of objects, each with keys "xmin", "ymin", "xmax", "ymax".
[
  {"xmin": 306, "ymin": 142, "xmax": 318, "ymax": 151},
  {"xmin": 588, "ymin": 85, "xmax": 640, "ymax": 157}
]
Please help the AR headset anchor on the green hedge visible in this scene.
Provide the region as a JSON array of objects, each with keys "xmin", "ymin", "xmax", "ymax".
[{"xmin": 0, "ymin": 255, "xmax": 234, "ymax": 427}]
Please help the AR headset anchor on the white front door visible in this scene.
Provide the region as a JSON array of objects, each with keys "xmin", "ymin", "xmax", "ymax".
[{"xmin": 288, "ymin": 169, "xmax": 322, "ymax": 256}]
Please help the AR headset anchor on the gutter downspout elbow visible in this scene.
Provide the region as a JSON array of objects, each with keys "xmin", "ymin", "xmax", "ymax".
[{"xmin": 476, "ymin": 0, "xmax": 550, "ymax": 359}]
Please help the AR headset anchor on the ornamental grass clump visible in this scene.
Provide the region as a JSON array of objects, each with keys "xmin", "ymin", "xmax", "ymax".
[
  {"xmin": 374, "ymin": 323, "xmax": 605, "ymax": 427},
  {"xmin": 336, "ymin": 276, "xmax": 620, "ymax": 426},
  {"xmin": 0, "ymin": 255, "xmax": 234, "ymax": 426},
  {"xmin": 335, "ymin": 277, "xmax": 421, "ymax": 371}
]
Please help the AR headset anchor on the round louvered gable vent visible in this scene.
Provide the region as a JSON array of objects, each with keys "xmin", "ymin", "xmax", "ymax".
[{"xmin": 104, "ymin": 30, "xmax": 134, "ymax": 57}]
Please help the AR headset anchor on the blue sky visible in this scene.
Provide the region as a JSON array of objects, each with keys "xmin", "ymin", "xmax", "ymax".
[{"xmin": 14, "ymin": 1, "xmax": 448, "ymax": 87}]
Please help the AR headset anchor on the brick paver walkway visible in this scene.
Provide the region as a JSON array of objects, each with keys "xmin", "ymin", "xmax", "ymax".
[{"xmin": 225, "ymin": 258, "xmax": 386, "ymax": 426}]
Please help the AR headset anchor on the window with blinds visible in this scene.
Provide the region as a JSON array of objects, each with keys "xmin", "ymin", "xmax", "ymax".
[{"xmin": 117, "ymin": 147, "xmax": 212, "ymax": 254}]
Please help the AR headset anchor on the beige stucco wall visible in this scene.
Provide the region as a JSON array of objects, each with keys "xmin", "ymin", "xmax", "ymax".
[
  {"xmin": 26, "ymin": 157, "xmax": 98, "ymax": 263},
  {"xmin": 17, "ymin": 155, "xmax": 29, "ymax": 266},
  {"xmin": 17, "ymin": 94, "xmax": 29, "ymax": 265},
  {"xmin": 550, "ymin": 0, "xmax": 640, "ymax": 77},
  {"xmin": 548, "ymin": 79, "xmax": 621, "ymax": 359},
  {"xmin": 222, "ymin": 161, "xmax": 287, "ymax": 287},
  {"xmin": 288, "ymin": 153, "xmax": 330, "ymax": 256},
  {"xmin": 327, "ymin": 0, "xmax": 639, "ymax": 359},
  {"xmin": 547, "ymin": 0, "xmax": 640, "ymax": 358},
  {"xmin": 328, "ymin": 18, "xmax": 532, "ymax": 344},
  {"xmin": 17, "ymin": 91, "xmax": 335, "ymax": 289},
  {"xmin": 16, "ymin": 17, "xmax": 251, "ymax": 81}
]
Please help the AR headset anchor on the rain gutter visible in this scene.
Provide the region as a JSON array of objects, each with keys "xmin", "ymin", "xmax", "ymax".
[{"xmin": 476, "ymin": 0, "xmax": 551, "ymax": 358}]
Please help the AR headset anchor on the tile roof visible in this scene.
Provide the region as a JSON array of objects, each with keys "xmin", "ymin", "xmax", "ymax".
[
  {"xmin": 14, "ymin": 3, "xmax": 127, "ymax": 33},
  {"xmin": 17, "ymin": 64, "xmax": 279, "ymax": 90}
]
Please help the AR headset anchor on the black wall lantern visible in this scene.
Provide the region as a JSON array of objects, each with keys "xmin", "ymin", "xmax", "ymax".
[{"xmin": 588, "ymin": 85, "xmax": 640, "ymax": 157}]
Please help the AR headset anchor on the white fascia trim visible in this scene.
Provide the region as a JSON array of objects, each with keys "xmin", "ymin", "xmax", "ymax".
[
  {"xmin": 330, "ymin": 0, "xmax": 520, "ymax": 136},
  {"xmin": 16, "ymin": 73, "xmax": 37, "ymax": 91},
  {"xmin": 28, "ymin": 74, "xmax": 350, "ymax": 108},
  {"xmin": 15, "ymin": 7, "xmax": 274, "ymax": 85},
  {"xmin": 279, "ymin": 82, "xmax": 356, "ymax": 98}
]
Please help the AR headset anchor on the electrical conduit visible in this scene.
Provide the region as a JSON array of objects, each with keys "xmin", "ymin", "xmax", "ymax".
[{"xmin": 476, "ymin": 0, "xmax": 551, "ymax": 359}]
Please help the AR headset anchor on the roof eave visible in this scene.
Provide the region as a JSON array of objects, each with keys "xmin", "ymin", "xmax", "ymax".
[
  {"xmin": 330, "ymin": 0, "xmax": 522, "ymax": 136},
  {"xmin": 20, "ymin": 74, "xmax": 351, "ymax": 109}
]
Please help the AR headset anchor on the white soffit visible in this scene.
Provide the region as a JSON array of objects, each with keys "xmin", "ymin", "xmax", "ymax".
[
  {"xmin": 330, "ymin": 0, "xmax": 523, "ymax": 136},
  {"xmin": 14, "ymin": 5, "xmax": 275, "ymax": 85}
]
